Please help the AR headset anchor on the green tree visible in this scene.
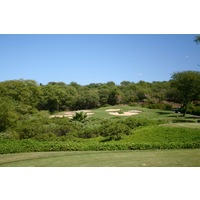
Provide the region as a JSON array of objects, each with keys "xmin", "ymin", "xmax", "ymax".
[
  {"xmin": 194, "ymin": 36, "xmax": 200, "ymax": 43},
  {"xmin": 39, "ymin": 83, "xmax": 78, "ymax": 112},
  {"xmin": 170, "ymin": 71, "xmax": 200, "ymax": 116},
  {"xmin": 0, "ymin": 79, "xmax": 42, "ymax": 108},
  {"xmin": 74, "ymin": 88, "xmax": 100, "ymax": 110},
  {"xmin": 108, "ymin": 88, "xmax": 123, "ymax": 105},
  {"xmin": 0, "ymin": 97, "xmax": 19, "ymax": 132}
]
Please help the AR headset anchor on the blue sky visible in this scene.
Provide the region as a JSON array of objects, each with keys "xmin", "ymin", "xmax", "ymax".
[{"xmin": 0, "ymin": 34, "xmax": 199, "ymax": 85}]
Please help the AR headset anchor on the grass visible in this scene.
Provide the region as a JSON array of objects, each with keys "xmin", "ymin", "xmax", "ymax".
[
  {"xmin": 0, "ymin": 149, "xmax": 200, "ymax": 167},
  {"xmin": 161, "ymin": 123, "xmax": 200, "ymax": 128},
  {"xmin": 53, "ymin": 105, "xmax": 200, "ymax": 121}
]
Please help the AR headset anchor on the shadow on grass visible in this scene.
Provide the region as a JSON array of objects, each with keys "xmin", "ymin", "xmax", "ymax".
[
  {"xmin": 156, "ymin": 111, "xmax": 173, "ymax": 115},
  {"xmin": 100, "ymin": 138, "xmax": 112, "ymax": 142},
  {"xmin": 156, "ymin": 111, "xmax": 200, "ymax": 119},
  {"xmin": 185, "ymin": 116, "xmax": 200, "ymax": 119}
]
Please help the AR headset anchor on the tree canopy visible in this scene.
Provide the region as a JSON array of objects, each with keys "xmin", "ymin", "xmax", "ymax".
[
  {"xmin": 170, "ymin": 71, "xmax": 200, "ymax": 115},
  {"xmin": 194, "ymin": 36, "xmax": 200, "ymax": 44}
]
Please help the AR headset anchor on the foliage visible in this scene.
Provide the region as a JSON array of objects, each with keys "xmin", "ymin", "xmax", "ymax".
[
  {"xmin": 194, "ymin": 35, "xmax": 200, "ymax": 43},
  {"xmin": 0, "ymin": 125, "xmax": 200, "ymax": 154},
  {"xmin": 0, "ymin": 97, "xmax": 19, "ymax": 132},
  {"xmin": 0, "ymin": 80, "xmax": 42, "ymax": 107},
  {"xmin": 170, "ymin": 71, "xmax": 200, "ymax": 115},
  {"xmin": 1, "ymin": 71, "xmax": 200, "ymax": 154},
  {"xmin": 146, "ymin": 103, "xmax": 172, "ymax": 110},
  {"xmin": 72, "ymin": 111, "xmax": 88, "ymax": 122},
  {"xmin": 99, "ymin": 120, "xmax": 131, "ymax": 140},
  {"xmin": 0, "ymin": 76, "xmax": 184, "ymax": 114},
  {"xmin": 14, "ymin": 113, "xmax": 79, "ymax": 140}
]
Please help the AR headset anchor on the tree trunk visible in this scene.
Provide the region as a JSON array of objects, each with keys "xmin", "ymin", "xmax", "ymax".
[{"xmin": 182, "ymin": 103, "xmax": 188, "ymax": 117}]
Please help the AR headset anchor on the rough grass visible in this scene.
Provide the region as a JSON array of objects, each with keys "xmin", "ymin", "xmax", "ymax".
[{"xmin": 0, "ymin": 149, "xmax": 200, "ymax": 167}]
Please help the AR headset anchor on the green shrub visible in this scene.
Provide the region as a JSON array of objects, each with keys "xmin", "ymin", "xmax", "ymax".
[
  {"xmin": 34, "ymin": 132, "xmax": 57, "ymax": 141},
  {"xmin": 129, "ymin": 103, "xmax": 139, "ymax": 107},
  {"xmin": 118, "ymin": 109, "xmax": 124, "ymax": 114},
  {"xmin": 0, "ymin": 130, "xmax": 19, "ymax": 140},
  {"xmin": 72, "ymin": 111, "xmax": 88, "ymax": 122},
  {"xmin": 146, "ymin": 103, "xmax": 172, "ymax": 110},
  {"xmin": 179, "ymin": 103, "xmax": 200, "ymax": 116},
  {"xmin": 99, "ymin": 121, "xmax": 131, "ymax": 140},
  {"xmin": 124, "ymin": 117, "xmax": 154, "ymax": 129}
]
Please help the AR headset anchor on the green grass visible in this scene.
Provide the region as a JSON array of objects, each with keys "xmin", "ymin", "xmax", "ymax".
[
  {"xmin": 161, "ymin": 123, "xmax": 200, "ymax": 128},
  {"xmin": 53, "ymin": 105, "xmax": 200, "ymax": 121},
  {"xmin": 0, "ymin": 149, "xmax": 200, "ymax": 167}
]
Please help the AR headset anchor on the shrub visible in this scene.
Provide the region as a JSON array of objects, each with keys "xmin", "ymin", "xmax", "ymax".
[
  {"xmin": 179, "ymin": 103, "xmax": 200, "ymax": 116},
  {"xmin": 99, "ymin": 121, "xmax": 131, "ymax": 140},
  {"xmin": 72, "ymin": 111, "xmax": 88, "ymax": 122},
  {"xmin": 118, "ymin": 109, "xmax": 124, "ymax": 114},
  {"xmin": 0, "ymin": 130, "xmax": 20, "ymax": 140},
  {"xmin": 34, "ymin": 132, "xmax": 57, "ymax": 141},
  {"xmin": 124, "ymin": 117, "xmax": 154, "ymax": 129},
  {"xmin": 146, "ymin": 103, "xmax": 172, "ymax": 110}
]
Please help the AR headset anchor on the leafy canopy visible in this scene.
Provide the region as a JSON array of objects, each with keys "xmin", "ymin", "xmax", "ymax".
[{"xmin": 170, "ymin": 71, "xmax": 200, "ymax": 115}]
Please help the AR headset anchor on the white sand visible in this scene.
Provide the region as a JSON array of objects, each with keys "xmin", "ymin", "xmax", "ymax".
[
  {"xmin": 106, "ymin": 109, "xmax": 121, "ymax": 112},
  {"xmin": 109, "ymin": 112, "xmax": 139, "ymax": 116}
]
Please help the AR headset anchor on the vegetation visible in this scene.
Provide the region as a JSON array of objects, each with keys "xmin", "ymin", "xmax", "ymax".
[
  {"xmin": 170, "ymin": 71, "xmax": 200, "ymax": 116},
  {"xmin": 194, "ymin": 35, "xmax": 200, "ymax": 43},
  {"xmin": 0, "ymin": 70, "xmax": 200, "ymax": 155}
]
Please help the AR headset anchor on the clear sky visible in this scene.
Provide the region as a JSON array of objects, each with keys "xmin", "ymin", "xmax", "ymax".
[{"xmin": 0, "ymin": 34, "xmax": 199, "ymax": 85}]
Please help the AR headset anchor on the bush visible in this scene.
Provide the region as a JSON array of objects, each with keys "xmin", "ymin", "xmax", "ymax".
[
  {"xmin": 129, "ymin": 102, "xmax": 139, "ymax": 107},
  {"xmin": 34, "ymin": 132, "xmax": 57, "ymax": 141},
  {"xmin": 146, "ymin": 103, "xmax": 172, "ymax": 110},
  {"xmin": 118, "ymin": 109, "xmax": 124, "ymax": 114},
  {"xmin": 99, "ymin": 121, "xmax": 131, "ymax": 140},
  {"xmin": 179, "ymin": 103, "xmax": 200, "ymax": 116},
  {"xmin": 15, "ymin": 115, "xmax": 79, "ymax": 139},
  {"xmin": 124, "ymin": 117, "xmax": 154, "ymax": 129},
  {"xmin": 0, "ymin": 130, "xmax": 19, "ymax": 140},
  {"xmin": 72, "ymin": 111, "xmax": 88, "ymax": 122}
]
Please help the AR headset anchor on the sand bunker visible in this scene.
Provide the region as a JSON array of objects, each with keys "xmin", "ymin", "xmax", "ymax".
[
  {"xmin": 109, "ymin": 112, "xmax": 139, "ymax": 116},
  {"xmin": 51, "ymin": 110, "xmax": 94, "ymax": 118},
  {"xmin": 106, "ymin": 109, "xmax": 121, "ymax": 112},
  {"xmin": 108, "ymin": 109, "xmax": 142, "ymax": 116}
]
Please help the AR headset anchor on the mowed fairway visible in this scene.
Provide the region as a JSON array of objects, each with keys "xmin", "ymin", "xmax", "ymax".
[{"xmin": 0, "ymin": 149, "xmax": 200, "ymax": 167}]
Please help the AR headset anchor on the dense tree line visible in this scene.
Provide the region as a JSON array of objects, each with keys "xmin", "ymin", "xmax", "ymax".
[
  {"xmin": 1, "ymin": 71, "xmax": 200, "ymax": 116},
  {"xmin": 0, "ymin": 79, "xmax": 173, "ymax": 113}
]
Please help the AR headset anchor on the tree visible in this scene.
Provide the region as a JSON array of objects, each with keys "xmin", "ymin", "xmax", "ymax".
[
  {"xmin": 194, "ymin": 36, "xmax": 200, "ymax": 44},
  {"xmin": 0, "ymin": 97, "xmax": 19, "ymax": 132},
  {"xmin": 170, "ymin": 71, "xmax": 200, "ymax": 116},
  {"xmin": 0, "ymin": 79, "xmax": 42, "ymax": 108},
  {"xmin": 72, "ymin": 111, "xmax": 88, "ymax": 122},
  {"xmin": 74, "ymin": 88, "xmax": 100, "ymax": 110},
  {"xmin": 39, "ymin": 83, "xmax": 78, "ymax": 112},
  {"xmin": 108, "ymin": 88, "xmax": 123, "ymax": 105}
]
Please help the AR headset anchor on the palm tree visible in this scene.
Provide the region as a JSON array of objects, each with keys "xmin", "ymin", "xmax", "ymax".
[{"xmin": 72, "ymin": 111, "xmax": 88, "ymax": 122}]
